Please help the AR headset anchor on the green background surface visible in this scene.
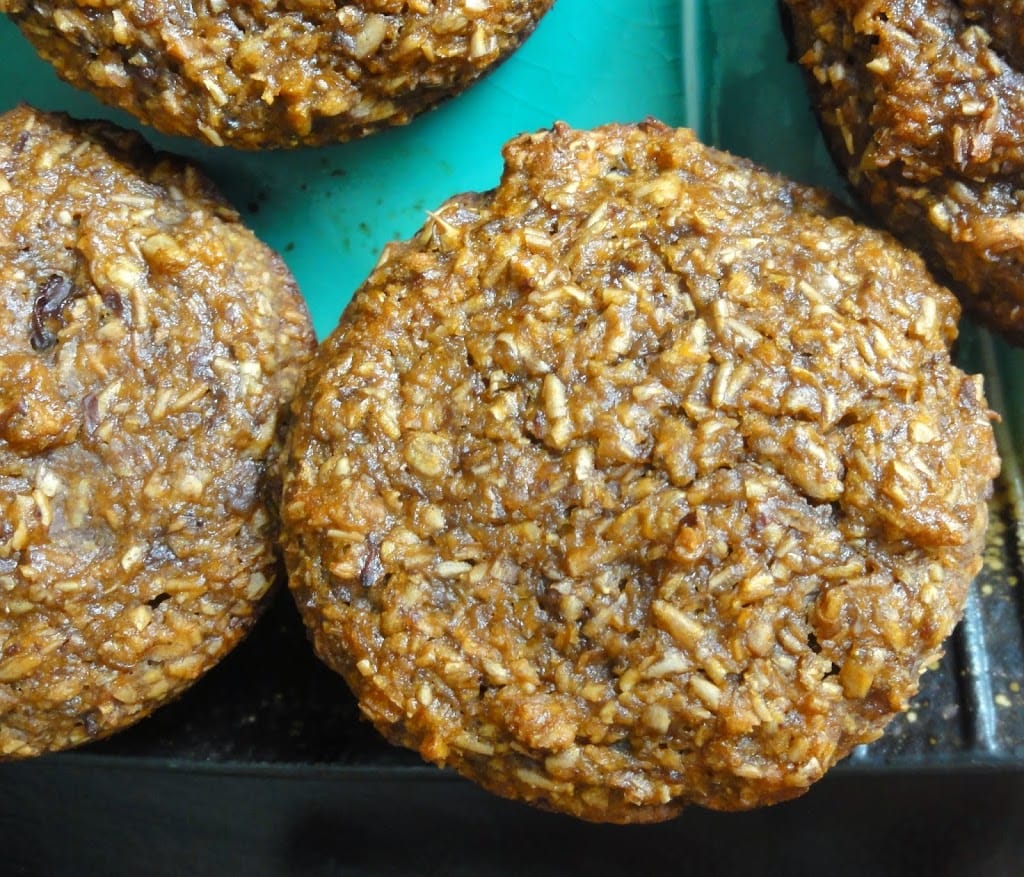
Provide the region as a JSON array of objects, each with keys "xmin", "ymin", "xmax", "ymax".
[{"xmin": 693, "ymin": 0, "xmax": 847, "ymax": 193}]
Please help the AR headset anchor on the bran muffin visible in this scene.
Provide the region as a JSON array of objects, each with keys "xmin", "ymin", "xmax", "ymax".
[
  {"xmin": 0, "ymin": 0, "xmax": 555, "ymax": 149},
  {"xmin": 0, "ymin": 105, "xmax": 316, "ymax": 758},
  {"xmin": 784, "ymin": 0, "xmax": 1024, "ymax": 338},
  {"xmin": 281, "ymin": 121, "xmax": 998, "ymax": 822}
]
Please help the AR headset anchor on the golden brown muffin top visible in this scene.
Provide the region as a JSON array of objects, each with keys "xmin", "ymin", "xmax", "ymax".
[
  {"xmin": 1, "ymin": 0, "xmax": 554, "ymax": 148},
  {"xmin": 0, "ymin": 106, "xmax": 315, "ymax": 758},
  {"xmin": 282, "ymin": 121, "xmax": 997, "ymax": 821}
]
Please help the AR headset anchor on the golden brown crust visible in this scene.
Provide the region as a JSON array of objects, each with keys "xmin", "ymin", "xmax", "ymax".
[
  {"xmin": 0, "ymin": 105, "xmax": 316, "ymax": 758},
  {"xmin": 784, "ymin": 0, "xmax": 1024, "ymax": 337},
  {"xmin": 281, "ymin": 121, "xmax": 998, "ymax": 822},
  {"xmin": 0, "ymin": 0, "xmax": 555, "ymax": 149}
]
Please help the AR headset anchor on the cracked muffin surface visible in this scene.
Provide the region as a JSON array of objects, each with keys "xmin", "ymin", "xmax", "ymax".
[
  {"xmin": 0, "ymin": 0, "xmax": 554, "ymax": 148},
  {"xmin": 281, "ymin": 121, "xmax": 998, "ymax": 822},
  {"xmin": 0, "ymin": 105, "xmax": 316, "ymax": 758},
  {"xmin": 784, "ymin": 0, "xmax": 1024, "ymax": 338}
]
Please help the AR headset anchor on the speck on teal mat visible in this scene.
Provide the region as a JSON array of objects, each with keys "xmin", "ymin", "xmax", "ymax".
[{"xmin": 0, "ymin": 0, "xmax": 684, "ymax": 338}]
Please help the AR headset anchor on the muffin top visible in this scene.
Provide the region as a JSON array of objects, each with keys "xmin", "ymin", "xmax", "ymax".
[
  {"xmin": 785, "ymin": 0, "xmax": 1024, "ymax": 337},
  {"xmin": 0, "ymin": 105, "xmax": 315, "ymax": 758},
  {"xmin": 1, "ymin": 0, "xmax": 555, "ymax": 148},
  {"xmin": 281, "ymin": 121, "xmax": 998, "ymax": 821}
]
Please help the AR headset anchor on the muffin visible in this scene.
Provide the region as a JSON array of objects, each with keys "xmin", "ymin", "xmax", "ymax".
[
  {"xmin": 0, "ymin": 0, "xmax": 555, "ymax": 148},
  {"xmin": 784, "ymin": 0, "xmax": 1024, "ymax": 338},
  {"xmin": 280, "ymin": 121, "xmax": 998, "ymax": 822},
  {"xmin": 0, "ymin": 105, "xmax": 316, "ymax": 758}
]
